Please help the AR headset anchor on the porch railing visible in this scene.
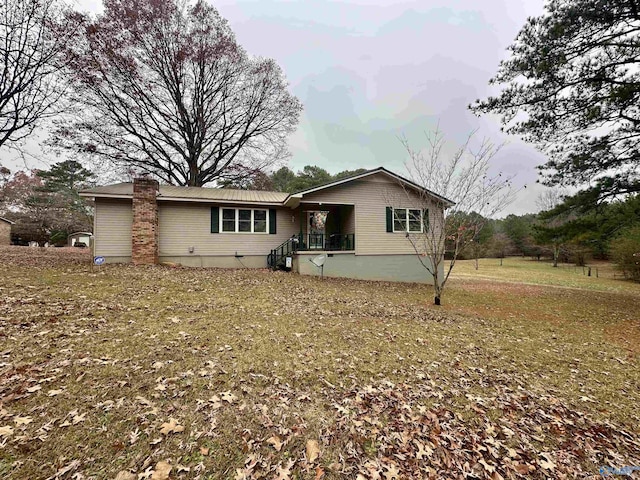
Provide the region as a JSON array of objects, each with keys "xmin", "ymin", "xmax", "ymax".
[
  {"xmin": 267, "ymin": 236, "xmax": 300, "ymax": 270},
  {"xmin": 297, "ymin": 233, "xmax": 355, "ymax": 251},
  {"xmin": 268, "ymin": 233, "xmax": 356, "ymax": 270}
]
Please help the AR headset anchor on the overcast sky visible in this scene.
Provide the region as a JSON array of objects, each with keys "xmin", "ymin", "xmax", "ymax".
[{"xmin": 6, "ymin": 0, "xmax": 550, "ymax": 216}]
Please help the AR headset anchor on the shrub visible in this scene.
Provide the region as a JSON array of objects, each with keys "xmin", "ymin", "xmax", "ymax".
[
  {"xmin": 609, "ymin": 226, "xmax": 640, "ymax": 282},
  {"xmin": 49, "ymin": 230, "xmax": 68, "ymax": 247}
]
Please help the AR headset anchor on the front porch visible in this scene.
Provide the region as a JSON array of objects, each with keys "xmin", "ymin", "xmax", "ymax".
[
  {"xmin": 293, "ymin": 203, "xmax": 356, "ymax": 251},
  {"xmin": 267, "ymin": 203, "xmax": 355, "ymax": 269}
]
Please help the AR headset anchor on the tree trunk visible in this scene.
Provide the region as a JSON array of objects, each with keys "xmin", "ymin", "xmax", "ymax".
[
  {"xmin": 188, "ymin": 162, "xmax": 199, "ymax": 187},
  {"xmin": 500, "ymin": 257, "xmax": 503, "ymax": 266},
  {"xmin": 434, "ymin": 296, "xmax": 441, "ymax": 305},
  {"xmin": 553, "ymin": 245, "xmax": 559, "ymax": 267}
]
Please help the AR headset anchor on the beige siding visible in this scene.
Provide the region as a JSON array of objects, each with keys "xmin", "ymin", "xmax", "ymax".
[
  {"xmin": 95, "ymin": 199, "xmax": 132, "ymax": 257},
  {"xmin": 0, "ymin": 221, "xmax": 11, "ymax": 245},
  {"xmin": 158, "ymin": 202, "xmax": 299, "ymax": 257},
  {"xmin": 300, "ymin": 173, "xmax": 442, "ymax": 255}
]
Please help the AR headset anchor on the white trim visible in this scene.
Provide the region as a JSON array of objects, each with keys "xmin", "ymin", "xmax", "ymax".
[
  {"xmin": 159, "ymin": 197, "xmax": 283, "ymax": 206},
  {"xmin": 392, "ymin": 208, "xmax": 423, "ymax": 234},
  {"xmin": 79, "ymin": 193, "xmax": 128, "ymax": 200},
  {"xmin": 81, "ymin": 192, "xmax": 283, "ymax": 206},
  {"xmin": 219, "ymin": 207, "xmax": 269, "ymax": 234},
  {"xmin": 298, "ymin": 201, "xmax": 355, "ymax": 206}
]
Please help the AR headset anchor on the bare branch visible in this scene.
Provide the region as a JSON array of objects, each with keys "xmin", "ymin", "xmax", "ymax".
[
  {"xmin": 52, "ymin": 0, "xmax": 302, "ymax": 187},
  {"xmin": 393, "ymin": 128, "xmax": 516, "ymax": 305}
]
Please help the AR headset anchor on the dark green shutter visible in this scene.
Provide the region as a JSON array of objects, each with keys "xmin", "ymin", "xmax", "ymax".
[
  {"xmin": 211, "ymin": 206, "xmax": 219, "ymax": 233},
  {"xmin": 269, "ymin": 209, "xmax": 277, "ymax": 234},
  {"xmin": 386, "ymin": 207, "xmax": 393, "ymax": 232},
  {"xmin": 422, "ymin": 209, "xmax": 429, "ymax": 231}
]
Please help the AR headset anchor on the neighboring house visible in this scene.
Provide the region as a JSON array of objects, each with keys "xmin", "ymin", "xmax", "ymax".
[
  {"xmin": 68, "ymin": 232, "xmax": 93, "ymax": 247},
  {"xmin": 0, "ymin": 217, "xmax": 14, "ymax": 246},
  {"xmin": 80, "ymin": 167, "xmax": 453, "ymax": 284}
]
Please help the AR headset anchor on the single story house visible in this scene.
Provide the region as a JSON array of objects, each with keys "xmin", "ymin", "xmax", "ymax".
[
  {"xmin": 0, "ymin": 217, "xmax": 14, "ymax": 246},
  {"xmin": 68, "ymin": 232, "xmax": 93, "ymax": 247},
  {"xmin": 80, "ymin": 167, "xmax": 453, "ymax": 284}
]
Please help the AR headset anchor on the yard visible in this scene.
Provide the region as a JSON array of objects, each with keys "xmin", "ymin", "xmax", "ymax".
[{"xmin": 0, "ymin": 247, "xmax": 638, "ymax": 479}]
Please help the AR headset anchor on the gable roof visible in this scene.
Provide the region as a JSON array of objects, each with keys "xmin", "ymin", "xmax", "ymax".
[
  {"xmin": 80, "ymin": 167, "xmax": 455, "ymax": 208},
  {"xmin": 286, "ymin": 167, "xmax": 455, "ymax": 207},
  {"xmin": 80, "ymin": 183, "xmax": 289, "ymax": 205},
  {"xmin": 0, "ymin": 217, "xmax": 15, "ymax": 225}
]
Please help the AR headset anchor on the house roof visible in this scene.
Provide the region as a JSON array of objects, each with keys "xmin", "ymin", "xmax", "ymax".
[
  {"xmin": 80, "ymin": 167, "xmax": 455, "ymax": 208},
  {"xmin": 286, "ymin": 167, "xmax": 456, "ymax": 207},
  {"xmin": 0, "ymin": 216, "xmax": 15, "ymax": 225},
  {"xmin": 80, "ymin": 183, "xmax": 289, "ymax": 205}
]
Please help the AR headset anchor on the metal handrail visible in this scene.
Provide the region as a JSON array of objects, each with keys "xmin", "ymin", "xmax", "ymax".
[
  {"xmin": 268, "ymin": 235, "xmax": 301, "ymax": 269},
  {"xmin": 268, "ymin": 233, "xmax": 356, "ymax": 269}
]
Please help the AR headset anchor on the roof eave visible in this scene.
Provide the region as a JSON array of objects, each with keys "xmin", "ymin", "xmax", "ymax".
[
  {"xmin": 79, "ymin": 192, "xmax": 131, "ymax": 200},
  {"xmin": 157, "ymin": 196, "xmax": 284, "ymax": 206},
  {"xmin": 81, "ymin": 192, "xmax": 285, "ymax": 206}
]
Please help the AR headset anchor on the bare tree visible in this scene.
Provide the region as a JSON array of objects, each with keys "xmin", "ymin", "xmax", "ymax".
[
  {"xmin": 397, "ymin": 128, "xmax": 516, "ymax": 305},
  {"xmin": 54, "ymin": 0, "xmax": 302, "ymax": 187},
  {"xmin": 535, "ymin": 188, "xmax": 566, "ymax": 213},
  {"xmin": 0, "ymin": 0, "xmax": 76, "ymax": 148}
]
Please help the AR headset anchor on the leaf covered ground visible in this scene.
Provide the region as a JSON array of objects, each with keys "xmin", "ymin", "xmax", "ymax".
[{"xmin": 0, "ymin": 247, "xmax": 638, "ymax": 479}]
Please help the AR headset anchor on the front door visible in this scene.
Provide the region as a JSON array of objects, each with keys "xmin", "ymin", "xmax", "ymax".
[{"xmin": 306, "ymin": 211, "xmax": 328, "ymax": 249}]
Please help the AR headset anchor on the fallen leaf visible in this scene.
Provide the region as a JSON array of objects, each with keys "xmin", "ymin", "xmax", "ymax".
[
  {"xmin": 45, "ymin": 459, "xmax": 80, "ymax": 480},
  {"xmin": 274, "ymin": 459, "xmax": 294, "ymax": 480},
  {"xmin": 220, "ymin": 391, "xmax": 237, "ymax": 403},
  {"xmin": 479, "ymin": 459, "xmax": 495, "ymax": 473},
  {"xmin": 115, "ymin": 471, "xmax": 136, "ymax": 480},
  {"xmin": 26, "ymin": 385, "xmax": 41, "ymax": 393},
  {"xmin": 0, "ymin": 425, "xmax": 14, "ymax": 437},
  {"xmin": 306, "ymin": 439, "xmax": 320, "ymax": 463},
  {"xmin": 159, "ymin": 418, "xmax": 184, "ymax": 435},
  {"xmin": 72, "ymin": 413, "xmax": 86, "ymax": 425},
  {"xmin": 14, "ymin": 416, "xmax": 33, "ymax": 426},
  {"xmin": 150, "ymin": 461, "xmax": 172, "ymax": 480},
  {"xmin": 383, "ymin": 464, "xmax": 400, "ymax": 480},
  {"xmin": 539, "ymin": 453, "xmax": 556, "ymax": 471},
  {"xmin": 200, "ymin": 446, "xmax": 209, "ymax": 456},
  {"xmin": 267, "ymin": 435, "xmax": 283, "ymax": 451}
]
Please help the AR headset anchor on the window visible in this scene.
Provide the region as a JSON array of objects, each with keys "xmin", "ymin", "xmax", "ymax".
[
  {"xmin": 222, "ymin": 208, "xmax": 236, "ymax": 232},
  {"xmin": 393, "ymin": 208, "xmax": 423, "ymax": 233},
  {"xmin": 253, "ymin": 210, "xmax": 267, "ymax": 233},
  {"xmin": 408, "ymin": 209, "xmax": 422, "ymax": 233},
  {"xmin": 220, "ymin": 208, "xmax": 269, "ymax": 233},
  {"xmin": 393, "ymin": 209, "xmax": 407, "ymax": 232},
  {"xmin": 238, "ymin": 209, "xmax": 251, "ymax": 232}
]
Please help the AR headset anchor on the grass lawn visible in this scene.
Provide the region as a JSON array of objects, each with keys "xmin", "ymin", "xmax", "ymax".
[{"xmin": 0, "ymin": 248, "xmax": 638, "ymax": 479}]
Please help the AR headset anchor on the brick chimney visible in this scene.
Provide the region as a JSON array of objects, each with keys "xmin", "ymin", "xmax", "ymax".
[{"xmin": 132, "ymin": 177, "xmax": 159, "ymax": 265}]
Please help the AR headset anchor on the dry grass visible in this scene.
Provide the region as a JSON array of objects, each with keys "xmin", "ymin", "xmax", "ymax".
[{"xmin": 0, "ymin": 248, "xmax": 638, "ymax": 479}]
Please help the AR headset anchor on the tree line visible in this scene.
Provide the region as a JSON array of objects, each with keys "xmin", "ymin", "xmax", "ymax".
[
  {"xmin": 455, "ymin": 195, "xmax": 640, "ymax": 281},
  {"xmin": 0, "ymin": 161, "xmax": 94, "ymax": 245}
]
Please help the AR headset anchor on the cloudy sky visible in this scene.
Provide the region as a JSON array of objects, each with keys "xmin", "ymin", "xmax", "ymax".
[{"xmin": 9, "ymin": 0, "xmax": 550, "ymax": 215}]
